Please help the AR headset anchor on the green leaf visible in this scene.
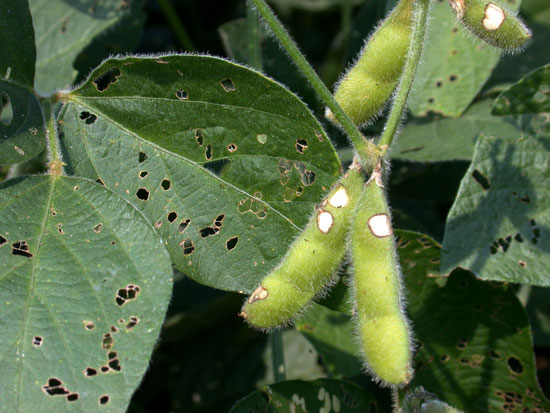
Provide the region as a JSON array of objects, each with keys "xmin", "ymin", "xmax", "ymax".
[
  {"xmin": 229, "ymin": 379, "xmax": 380, "ymax": 412},
  {"xmin": 408, "ymin": 0, "xmax": 521, "ymax": 117},
  {"xmin": 0, "ymin": 0, "xmax": 36, "ymax": 88},
  {"xmin": 295, "ymin": 304, "xmax": 362, "ymax": 378},
  {"xmin": 0, "ymin": 81, "xmax": 45, "ymax": 165},
  {"xmin": 58, "ymin": 54, "xmax": 341, "ymax": 293},
  {"xmin": 392, "ymin": 100, "xmax": 538, "ymax": 162},
  {"xmin": 29, "ymin": 0, "xmax": 136, "ymax": 95},
  {"xmin": 492, "ymin": 63, "xmax": 550, "ymax": 115},
  {"xmin": 442, "ymin": 132, "xmax": 550, "ymax": 286},
  {"xmin": 0, "ymin": 175, "xmax": 172, "ymax": 412},
  {"xmin": 524, "ymin": 286, "xmax": 550, "ymax": 347}
]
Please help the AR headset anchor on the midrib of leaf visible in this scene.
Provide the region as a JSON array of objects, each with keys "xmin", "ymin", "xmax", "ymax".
[
  {"xmin": 67, "ymin": 96, "xmax": 305, "ymax": 231},
  {"xmin": 14, "ymin": 175, "xmax": 55, "ymax": 413}
]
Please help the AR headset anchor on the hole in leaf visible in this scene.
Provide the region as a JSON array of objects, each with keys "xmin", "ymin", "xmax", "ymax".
[
  {"xmin": 178, "ymin": 219, "xmax": 190, "ymax": 234},
  {"xmin": 67, "ymin": 393, "xmax": 79, "ymax": 402},
  {"xmin": 138, "ymin": 152, "xmax": 147, "ymax": 163},
  {"xmin": 42, "ymin": 378, "xmax": 70, "ymax": 396},
  {"xmin": 214, "ymin": 214, "xmax": 225, "ymax": 228},
  {"xmin": 514, "ymin": 233, "xmax": 524, "ymax": 243},
  {"xmin": 226, "ymin": 236, "xmax": 238, "ymax": 250},
  {"xmin": 0, "ymin": 92, "xmax": 13, "ymax": 125},
  {"xmin": 518, "ymin": 260, "xmax": 526, "ymax": 268},
  {"xmin": 472, "ymin": 169, "xmax": 491, "ymax": 190},
  {"xmin": 181, "ymin": 239, "xmax": 195, "ymax": 255},
  {"xmin": 195, "ymin": 129, "xmax": 204, "ymax": 146},
  {"xmin": 94, "ymin": 223, "xmax": 103, "ymax": 233},
  {"xmin": 60, "ymin": 17, "xmax": 69, "ymax": 33},
  {"xmin": 295, "ymin": 139, "xmax": 308, "ymax": 154},
  {"xmin": 84, "ymin": 321, "xmax": 95, "ymax": 330},
  {"xmin": 176, "ymin": 89, "xmax": 188, "ymax": 100},
  {"xmin": 168, "ymin": 212, "xmax": 178, "ymax": 223},
  {"xmin": 79, "ymin": 111, "xmax": 97, "ymax": 125},
  {"xmin": 205, "ymin": 144, "xmax": 212, "ymax": 160},
  {"xmin": 108, "ymin": 351, "xmax": 117, "ymax": 360},
  {"xmin": 161, "ymin": 179, "xmax": 171, "ymax": 190},
  {"xmin": 449, "ymin": 74, "xmax": 458, "ymax": 82},
  {"xmin": 110, "ymin": 325, "xmax": 118, "ymax": 333},
  {"xmin": 497, "ymin": 236, "xmax": 512, "ymax": 252},
  {"xmin": 0, "ymin": 234, "xmax": 7, "ymax": 246},
  {"xmin": 102, "ymin": 333, "xmax": 114, "ymax": 349},
  {"xmin": 139, "ymin": 170, "xmax": 148, "ymax": 179},
  {"xmin": 100, "ymin": 366, "xmax": 110, "ymax": 373},
  {"xmin": 99, "ymin": 395, "xmax": 110, "ymax": 405},
  {"xmin": 199, "ymin": 226, "xmax": 219, "ymax": 238},
  {"xmin": 136, "ymin": 188, "xmax": 149, "ymax": 201},
  {"xmin": 227, "ymin": 143, "xmax": 237, "ymax": 152},
  {"xmin": 115, "ymin": 284, "xmax": 141, "ymax": 306},
  {"xmin": 33, "ymin": 336, "xmax": 43, "ymax": 346},
  {"xmin": 490, "ymin": 350, "xmax": 501, "ymax": 359},
  {"xmin": 155, "ymin": 220, "xmax": 162, "ymax": 229},
  {"xmin": 84, "ymin": 367, "xmax": 97, "ymax": 377},
  {"xmin": 301, "ymin": 170, "xmax": 316, "ymax": 186},
  {"xmin": 126, "ymin": 316, "xmax": 139, "ymax": 330},
  {"xmin": 96, "ymin": 178, "xmax": 105, "ymax": 186},
  {"xmin": 521, "ymin": 195, "xmax": 530, "ymax": 203},
  {"xmin": 93, "ymin": 67, "xmax": 121, "ymax": 92},
  {"xmin": 296, "ymin": 187, "xmax": 304, "ymax": 197},
  {"xmin": 220, "ymin": 78, "xmax": 236, "ymax": 92},
  {"xmin": 428, "ymin": 97, "xmax": 435, "ymax": 104},
  {"xmin": 435, "ymin": 80, "xmax": 443, "ymax": 87},
  {"xmin": 109, "ymin": 359, "xmax": 121, "ymax": 372},
  {"xmin": 508, "ymin": 357, "xmax": 523, "ymax": 374},
  {"xmin": 11, "ymin": 241, "xmax": 33, "ymax": 258}
]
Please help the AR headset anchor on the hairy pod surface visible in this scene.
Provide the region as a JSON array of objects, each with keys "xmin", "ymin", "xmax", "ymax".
[
  {"xmin": 240, "ymin": 166, "xmax": 365, "ymax": 330},
  {"xmin": 351, "ymin": 166, "xmax": 412, "ymax": 386},
  {"xmin": 328, "ymin": 0, "xmax": 414, "ymax": 126},
  {"xmin": 449, "ymin": 0, "xmax": 531, "ymax": 51}
]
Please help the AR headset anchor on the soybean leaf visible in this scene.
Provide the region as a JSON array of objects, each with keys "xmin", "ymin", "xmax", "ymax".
[
  {"xmin": 0, "ymin": 175, "xmax": 172, "ymax": 412},
  {"xmin": 0, "ymin": 0, "xmax": 45, "ymax": 165},
  {"xmin": 524, "ymin": 286, "xmax": 550, "ymax": 347},
  {"xmin": 492, "ymin": 63, "xmax": 550, "ymax": 115},
  {"xmin": 392, "ymin": 100, "xmax": 539, "ymax": 162},
  {"xmin": 0, "ymin": 0, "xmax": 36, "ymax": 88},
  {"xmin": 58, "ymin": 54, "xmax": 341, "ymax": 293},
  {"xmin": 442, "ymin": 132, "xmax": 550, "ymax": 286},
  {"xmin": 296, "ymin": 304, "xmax": 362, "ymax": 378},
  {"xmin": 408, "ymin": 0, "xmax": 521, "ymax": 117},
  {"xmin": 229, "ymin": 379, "xmax": 380, "ymax": 412},
  {"xmin": 29, "ymin": 0, "xmax": 136, "ymax": 95}
]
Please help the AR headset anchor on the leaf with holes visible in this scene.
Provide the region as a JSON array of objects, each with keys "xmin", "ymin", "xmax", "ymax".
[
  {"xmin": 29, "ymin": 0, "xmax": 137, "ymax": 95},
  {"xmin": 392, "ymin": 99, "xmax": 544, "ymax": 162},
  {"xmin": 0, "ymin": 175, "xmax": 172, "ymax": 412},
  {"xmin": 442, "ymin": 132, "xmax": 550, "ymax": 286},
  {"xmin": 492, "ymin": 63, "xmax": 550, "ymax": 115},
  {"xmin": 0, "ymin": 0, "xmax": 45, "ymax": 165},
  {"xmin": 407, "ymin": 0, "xmax": 521, "ymax": 117},
  {"xmin": 229, "ymin": 379, "xmax": 380, "ymax": 412},
  {"xmin": 58, "ymin": 54, "xmax": 341, "ymax": 293}
]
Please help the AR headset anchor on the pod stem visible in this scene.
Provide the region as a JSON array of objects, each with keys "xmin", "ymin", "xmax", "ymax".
[
  {"xmin": 249, "ymin": 0, "xmax": 376, "ymax": 171},
  {"xmin": 42, "ymin": 99, "xmax": 64, "ymax": 176},
  {"xmin": 246, "ymin": 0, "xmax": 263, "ymax": 70},
  {"xmin": 378, "ymin": 0, "xmax": 430, "ymax": 157},
  {"xmin": 271, "ymin": 330, "xmax": 286, "ymax": 382}
]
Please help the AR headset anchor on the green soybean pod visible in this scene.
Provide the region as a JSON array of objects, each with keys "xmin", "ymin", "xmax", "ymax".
[
  {"xmin": 449, "ymin": 0, "xmax": 531, "ymax": 51},
  {"xmin": 351, "ymin": 165, "xmax": 412, "ymax": 386},
  {"xmin": 240, "ymin": 165, "xmax": 364, "ymax": 330},
  {"xmin": 327, "ymin": 0, "xmax": 414, "ymax": 126}
]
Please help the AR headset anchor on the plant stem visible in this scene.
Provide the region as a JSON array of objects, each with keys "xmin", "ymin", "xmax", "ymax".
[
  {"xmin": 157, "ymin": 0, "xmax": 195, "ymax": 51},
  {"xmin": 271, "ymin": 330, "xmax": 286, "ymax": 382},
  {"xmin": 42, "ymin": 99, "xmax": 64, "ymax": 176},
  {"xmin": 378, "ymin": 0, "xmax": 430, "ymax": 157},
  {"xmin": 249, "ymin": 0, "xmax": 379, "ymax": 173},
  {"xmin": 246, "ymin": 0, "xmax": 263, "ymax": 70}
]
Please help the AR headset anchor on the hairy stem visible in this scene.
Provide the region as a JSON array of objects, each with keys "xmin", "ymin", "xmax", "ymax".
[
  {"xmin": 42, "ymin": 99, "xmax": 64, "ymax": 176},
  {"xmin": 246, "ymin": 1, "xmax": 263, "ymax": 70},
  {"xmin": 250, "ymin": 0, "xmax": 379, "ymax": 172},
  {"xmin": 378, "ymin": 0, "xmax": 430, "ymax": 156},
  {"xmin": 157, "ymin": 0, "xmax": 195, "ymax": 51},
  {"xmin": 271, "ymin": 330, "xmax": 286, "ymax": 382}
]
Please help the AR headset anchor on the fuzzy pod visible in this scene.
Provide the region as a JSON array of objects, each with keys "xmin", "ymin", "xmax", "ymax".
[
  {"xmin": 351, "ymin": 166, "xmax": 412, "ymax": 386},
  {"xmin": 240, "ymin": 165, "xmax": 365, "ymax": 330},
  {"xmin": 327, "ymin": 0, "xmax": 414, "ymax": 126},
  {"xmin": 449, "ymin": 0, "xmax": 531, "ymax": 51}
]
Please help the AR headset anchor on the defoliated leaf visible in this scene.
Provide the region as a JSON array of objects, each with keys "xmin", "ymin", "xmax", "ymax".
[
  {"xmin": 392, "ymin": 100, "xmax": 537, "ymax": 162},
  {"xmin": 229, "ymin": 379, "xmax": 379, "ymax": 412},
  {"xmin": 408, "ymin": 0, "xmax": 521, "ymax": 117},
  {"xmin": 492, "ymin": 63, "xmax": 550, "ymax": 115},
  {"xmin": 0, "ymin": 0, "xmax": 36, "ymax": 88},
  {"xmin": 29, "ymin": 0, "xmax": 135, "ymax": 95},
  {"xmin": 442, "ymin": 133, "xmax": 550, "ymax": 285},
  {"xmin": 58, "ymin": 54, "xmax": 341, "ymax": 293},
  {"xmin": 0, "ymin": 175, "xmax": 173, "ymax": 412},
  {"xmin": 0, "ymin": 81, "xmax": 45, "ymax": 165}
]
